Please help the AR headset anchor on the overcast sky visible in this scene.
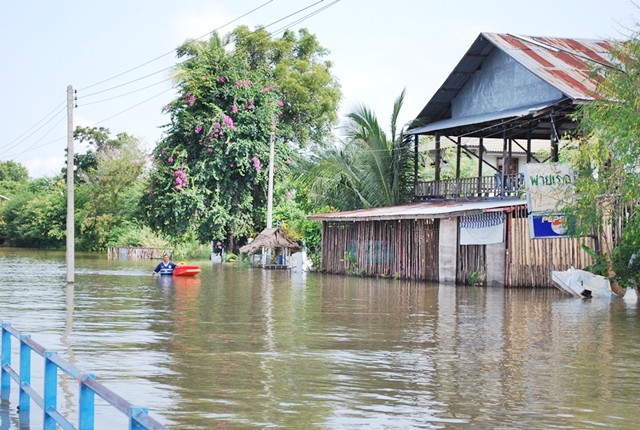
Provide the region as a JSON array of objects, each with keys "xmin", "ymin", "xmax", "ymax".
[{"xmin": 2, "ymin": 0, "xmax": 638, "ymax": 178}]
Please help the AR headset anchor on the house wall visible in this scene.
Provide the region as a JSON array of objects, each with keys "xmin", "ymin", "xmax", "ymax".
[
  {"xmin": 319, "ymin": 207, "xmax": 594, "ymax": 287},
  {"xmin": 320, "ymin": 219, "xmax": 439, "ymax": 281},
  {"xmin": 451, "ymin": 49, "xmax": 563, "ymax": 118}
]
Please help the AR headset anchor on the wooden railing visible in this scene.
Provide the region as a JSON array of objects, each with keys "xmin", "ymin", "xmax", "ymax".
[{"xmin": 414, "ymin": 173, "xmax": 524, "ymax": 200}]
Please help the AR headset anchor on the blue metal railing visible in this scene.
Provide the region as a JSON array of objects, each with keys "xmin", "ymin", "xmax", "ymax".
[{"xmin": 1, "ymin": 322, "xmax": 168, "ymax": 429}]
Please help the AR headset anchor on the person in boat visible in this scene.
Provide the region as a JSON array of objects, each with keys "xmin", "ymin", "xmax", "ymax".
[{"xmin": 153, "ymin": 254, "xmax": 177, "ymax": 276}]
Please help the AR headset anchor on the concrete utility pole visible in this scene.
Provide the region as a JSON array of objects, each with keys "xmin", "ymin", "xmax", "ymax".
[
  {"xmin": 266, "ymin": 115, "xmax": 276, "ymax": 229},
  {"xmin": 66, "ymin": 85, "xmax": 75, "ymax": 284}
]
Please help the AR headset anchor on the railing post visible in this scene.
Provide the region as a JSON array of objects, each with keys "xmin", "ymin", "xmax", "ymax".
[
  {"xmin": 78, "ymin": 373, "xmax": 96, "ymax": 430},
  {"xmin": 19, "ymin": 335, "xmax": 31, "ymax": 412},
  {"xmin": 44, "ymin": 352, "xmax": 58, "ymax": 430},
  {"xmin": 1, "ymin": 323, "xmax": 10, "ymax": 396},
  {"xmin": 129, "ymin": 406, "xmax": 148, "ymax": 430}
]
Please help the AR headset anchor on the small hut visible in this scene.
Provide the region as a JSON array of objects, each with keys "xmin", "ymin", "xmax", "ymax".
[{"xmin": 240, "ymin": 228, "xmax": 301, "ymax": 269}]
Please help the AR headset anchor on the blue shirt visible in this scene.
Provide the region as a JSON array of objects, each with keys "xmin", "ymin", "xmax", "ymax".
[{"xmin": 154, "ymin": 261, "xmax": 177, "ymax": 275}]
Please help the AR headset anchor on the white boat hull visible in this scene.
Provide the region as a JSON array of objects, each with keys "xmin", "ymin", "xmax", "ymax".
[{"xmin": 551, "ymin": 267, "xmax": 614, "ymax": 298}]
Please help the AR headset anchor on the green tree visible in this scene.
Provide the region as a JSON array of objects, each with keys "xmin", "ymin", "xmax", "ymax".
[
  {"xmin": 144, "ymin": 28, "xmax": 340, "ymax": 249},
  {"xmin": 569, "ymin": 33, "xmax": 640, "ymax": 287},
  {"xmin": 232, "ymin": 26, "xmax": 341, "ymax": 146},
  {"xmin": 73, "ymin": 127, "xmax": 147, "ymax": 251},
  {"xmin": 0, "ymin": 160, "xmax": 29, "ymax": 183},
  {"xmin": 297, "ymin": 90, "xmax": 414, "ymax": 210},
  {"xmin": 1, "ymin": 178, "xmax": 66, "ymax": 248}
]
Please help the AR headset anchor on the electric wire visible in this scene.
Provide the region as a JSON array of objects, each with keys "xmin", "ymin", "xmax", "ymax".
[
  {"xmin": 78, "ymin": 0, "xmax": 276, "ymax": 92},
  {"xmin": 6, "ymin": 1, "xmax": 342, "ymax": 164},
  {"xmin": 5, "ymin": 114, "xmax": 68, "ymax": 160},
  {"xmin": 76, "ymin": 0, "xmax": 338, "ymax": 103},
  {"xmin": 3, "ymin": 98, "xmax": 66, "ymax": 148},
  {"xmin": 1, "ymin": 104, "xmax": 67, "ymax": 153},
  {"xmin": 78, "ymin": 77, "xmax": 174, "ymax": 106}
]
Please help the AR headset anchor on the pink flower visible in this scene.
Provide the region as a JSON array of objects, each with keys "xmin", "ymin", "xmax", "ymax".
[
  {"xmin": 252, "ymin": 156, "xmax": 262, "ymax": 172},
  {"xmin": 195, "ymin": 126, "xmax": 202, "ymax": 134},
  {"xmin": 261, "ymin": 84, "xmax": 276, "ymax": 93},
  {"xmin": 168, "ymin": 157, "xmax": 174, "ymax": 163},
  {"xmin": 207, "ymin": 147, "xmax": 213, "ymax": 152},
  {"xmin": 235, "ymin": 81, "xmax": 243, "ymax": 87},
  {"xmin": 175, "ymin": 177, "xmax": 183, "ymax": 185},
  {"xmin": 245, "ymin": 99, "xmax": 254, "ymax": 110},
  {"xmin": 218, "ymin": 76, "xmax": 226, "ymax": 83},
  {"xmin": 278, "ymin": 100, "xmax": 284, "ymax": 107},
  {"xmin": 188, "ymin": 96, "xmax": 196, "ymax": 106},
  {"xmin": 231, "ymin": 105, "xmax": 238, "ymax": 113}
]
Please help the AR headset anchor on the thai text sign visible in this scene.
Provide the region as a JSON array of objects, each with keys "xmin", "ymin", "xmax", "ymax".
[{"xmin": 524, "ymin": 162, "xmax": 575, "ymax": 212}]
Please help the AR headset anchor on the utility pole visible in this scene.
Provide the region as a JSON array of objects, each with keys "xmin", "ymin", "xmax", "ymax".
[
  {"xmin": 266, "ymin": 115, "xmax": 276, "ymax": 229},
  {"xmin": 66, "ymin": 85, "xmax": 75, "ymax": 284}
]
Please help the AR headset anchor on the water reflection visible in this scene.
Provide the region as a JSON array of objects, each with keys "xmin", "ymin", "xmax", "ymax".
[{"xmin": 1, "ymin": 248, "xmax": 639, "ymax": 429}]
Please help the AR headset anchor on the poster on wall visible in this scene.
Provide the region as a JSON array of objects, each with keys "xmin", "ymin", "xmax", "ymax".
[
  {"xmin": 524, "ymin": 162, "xmax": 576, "ymax": 212},
  {"xmin": 528, "ymin": 213, "xmax": 570, "ymax": 239}
]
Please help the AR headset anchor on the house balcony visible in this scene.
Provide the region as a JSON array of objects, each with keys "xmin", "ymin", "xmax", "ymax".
[{"xmin": 414, "ymin": 173, "xmax": 524, "ymax": 201}]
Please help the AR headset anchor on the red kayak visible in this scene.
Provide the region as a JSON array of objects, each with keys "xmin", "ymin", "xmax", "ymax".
[{"xmin": 173, "ymin": 264, "xmax": 201, "ymax": 277}]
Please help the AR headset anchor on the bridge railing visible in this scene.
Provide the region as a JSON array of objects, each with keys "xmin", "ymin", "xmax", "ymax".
[{"xmin": 1, "ymin": 322, "xmax": 168, "ymax": 429}]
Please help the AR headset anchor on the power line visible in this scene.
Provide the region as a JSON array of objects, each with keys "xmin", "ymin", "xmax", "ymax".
[
  {"xmin": 78, "ymin": 77, "xmax": 174, "ymax": 106},
  {"xmin": 78, "ymin": 0, "xmax": 276, "ymax": 92},
  {"xmin": 3, "ymin": 98, "xmax": 66, "ymax": 148},
  {"xmin": 1, "ymin": 104, "xmax": 67, "ymax": 153},
  {"xmin": 92, "ymin": 87, "xmax": 176, "ymax": 126},
  {"xmin": 76, "ymin": 0, "xmax": 339, "ymax": 103},
  {"xmin": 5, "ymin": 114, "xmax": 68, "ymax": 160}
]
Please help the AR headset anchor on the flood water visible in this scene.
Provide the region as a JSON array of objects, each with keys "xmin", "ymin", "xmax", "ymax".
[{"xmin": 1, "ymin": 247, "xmax": 639, "ymax": 429}]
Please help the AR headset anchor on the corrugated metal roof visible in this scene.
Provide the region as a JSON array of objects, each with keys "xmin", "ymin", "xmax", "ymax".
[
  {"xmin": 406, "ymin": 101, "xmax": 554, "ymax": 135},
  {"xmin": 308, "ymin": 198, "xmax": 525, "ymax": 222},
  {"xmin": 410, "ymin": 32, "xmax": 614, "ymax": 129},
  {"xmin": 486, "ymin": 33, "xmax": 613, "ymax": 102}
]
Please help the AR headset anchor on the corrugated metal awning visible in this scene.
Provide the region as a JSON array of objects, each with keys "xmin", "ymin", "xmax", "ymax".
[
  {"xmin": 308, "ymin": 198, "xmax": 525, "ymax": 222},
  {"xmin": 406, "ymin": 101, "xmax": 557, "ymax": 135}
]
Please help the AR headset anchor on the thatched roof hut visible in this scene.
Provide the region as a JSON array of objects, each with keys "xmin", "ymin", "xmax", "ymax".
[{"xmin": 239, "ymin": 228, "xmax": 301, "ymax": 255}]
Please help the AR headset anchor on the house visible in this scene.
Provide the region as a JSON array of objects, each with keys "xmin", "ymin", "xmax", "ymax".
[{"xmin": 310, "ymin": 33, "xmax": 615, "ymax": 287}]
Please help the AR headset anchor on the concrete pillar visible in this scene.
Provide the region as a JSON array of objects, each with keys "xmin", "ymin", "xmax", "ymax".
[
  {"xmin": 486, "ymin": 240, "xmax": 506, "ymax": 287},
  {"xmin": 439, "ymin": 218, "xmax": 458, "ymax": 284}
]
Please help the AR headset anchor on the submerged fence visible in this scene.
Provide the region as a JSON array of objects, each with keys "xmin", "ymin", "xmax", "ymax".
[{"xmin": 1, "ymin": 322, "xmax": 167, "ymax": 429}]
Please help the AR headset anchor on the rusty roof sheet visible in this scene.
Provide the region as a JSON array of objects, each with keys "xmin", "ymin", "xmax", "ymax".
[
  {"xmin": 412, "ymin": 32, "xmax": 615, "ymax": 126},
  {"xmin": 485, "ymin": 33, "xmax": 614, "ymax": 102},
  {"xmin": 308, "ymin": 198, "xmax": 525, "ymax": 222}
]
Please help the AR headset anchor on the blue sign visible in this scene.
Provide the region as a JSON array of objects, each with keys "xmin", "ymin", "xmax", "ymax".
[{"xmin": 528, "ymin": 213, "xmax": 569, "ymax": 239}]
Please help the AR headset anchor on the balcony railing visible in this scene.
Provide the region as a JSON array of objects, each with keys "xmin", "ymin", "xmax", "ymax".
[{"xmin": 414, "ymin": 173, "xmax": 524, "ymax": 200}]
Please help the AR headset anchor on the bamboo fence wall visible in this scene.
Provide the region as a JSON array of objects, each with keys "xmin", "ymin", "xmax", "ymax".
[
  {"xmin": 456, "ymin": 245, "xmax": 486, "ymax": 284},
  {"xmin": 107, "ymin": 247, "xmax": 173, "ymax": 261},
  {"xmin": 321, "ymin": 219, "xmax": 439, "ymax": 281},
  {"xmin": 506, "ymin": 207, "xmax": 595, "ymax": 287}
]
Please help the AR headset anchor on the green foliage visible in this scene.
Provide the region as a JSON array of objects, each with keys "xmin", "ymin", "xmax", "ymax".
[
  {"xmin": 74, "ymin": 128, "xmax": 147, "ymax": 251},
  {"xmin": 296, "ymin": 90, "xmax": 414, "ymax": 211},
  {"xmin": 1, "ymin": 178, "xmax": 66, "ymax": 248},
  {"xmin": 144, "ymin": 28, "xmax": 340, "ymax": 249},
  {"xmin": 232, "ymin": 26, "xmax": 341, "ymax": 147},
  {"xmin": 106, "ymin": 224, "xmax": 170, "ymax": 248},
  {"xmin": 467, "ymin": 271, "xmax": 486, "ymax": 287},
  {"xmin": 612, "ymin": 209, "xmax": 640, "ymax": 287},
  {"xmin": 0, "ymin": 160, "xmax": 29, "ymax": 182},
  {"xmin": 569, "ymin": 31, "xmax": 640, "ymax": 281}
]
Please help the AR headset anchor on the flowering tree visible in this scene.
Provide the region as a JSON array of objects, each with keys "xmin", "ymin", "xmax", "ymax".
[{"xmin": 143, "ymin": 29, "xmax": 338, "ymax": 248}]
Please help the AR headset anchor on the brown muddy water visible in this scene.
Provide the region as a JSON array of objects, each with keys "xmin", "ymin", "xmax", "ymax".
[{"xmin": 0, "ymin": 247, "xmax": 639, "ymax": 429}]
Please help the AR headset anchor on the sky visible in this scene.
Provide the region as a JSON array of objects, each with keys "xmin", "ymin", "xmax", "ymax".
[{"xmin": 1, "ymin": 0, "xmax": 638, "ymax": 178}]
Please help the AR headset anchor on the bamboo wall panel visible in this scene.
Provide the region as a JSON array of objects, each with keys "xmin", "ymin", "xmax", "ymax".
[
  {"xmin": 457, "ymin": 245, "xmax": 486, "ymax": 284},
  {"xmin": 506, "ymin": 207, "xmax": 595, "ymax": 287},
  {"xmin": 321, "ymin": 220, "xmax": 439, "ymax": 281}
]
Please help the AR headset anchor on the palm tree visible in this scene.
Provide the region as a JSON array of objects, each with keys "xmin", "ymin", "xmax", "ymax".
[{"xmin": 297, "ymin": 90, "xmax": 414, "ymax": 210}]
